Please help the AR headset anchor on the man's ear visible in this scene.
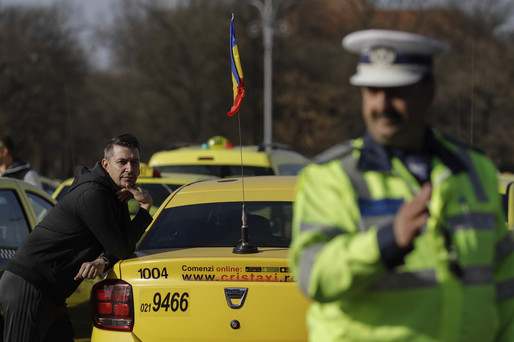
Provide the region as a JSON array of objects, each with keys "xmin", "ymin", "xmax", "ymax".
[{"xmin": 101, "ymin": 158, "xmax": 108, "ymax": 171}]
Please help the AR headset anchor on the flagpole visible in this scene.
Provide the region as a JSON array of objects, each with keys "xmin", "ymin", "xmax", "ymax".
[{"xmin": 228, "ymin": 12, "xmax": 257, "ymax": 254}]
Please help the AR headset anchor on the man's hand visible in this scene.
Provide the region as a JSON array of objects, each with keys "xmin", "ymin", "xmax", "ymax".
[
  {"xmin": 117, "ymin": 185, "xmax": 153, "ymax": 211},
  {"xmin": 74, "ymin": 258, "xmax": 105, "ymax": 281},
  {"xmin": 393, "ymin": 183, "xmax": 432, "ymax": 248}
]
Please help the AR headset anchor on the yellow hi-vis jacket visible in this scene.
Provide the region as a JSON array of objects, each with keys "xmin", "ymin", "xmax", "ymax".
[{"xmin": 290, "ymin": 130, "xmax": 514, "ymax": 342}]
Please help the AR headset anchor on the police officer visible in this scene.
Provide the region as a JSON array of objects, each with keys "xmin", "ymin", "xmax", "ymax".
[{"xmin": 290, "ymin": 29, "xmax": 514, "ymax": 342}]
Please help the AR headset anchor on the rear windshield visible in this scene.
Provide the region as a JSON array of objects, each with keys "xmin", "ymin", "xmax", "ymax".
[
  {"xmin": 140, "ymin": 201, "xmax": 293, "ymax": 249},
  {"xmin": 154, "ymin": 165, "xmax": 274, "ymax": 178}
]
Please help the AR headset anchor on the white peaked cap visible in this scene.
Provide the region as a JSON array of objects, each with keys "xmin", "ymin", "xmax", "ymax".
[{"xmin": 342, "ymin": 29, "xmax": 450, "ymax": 87}]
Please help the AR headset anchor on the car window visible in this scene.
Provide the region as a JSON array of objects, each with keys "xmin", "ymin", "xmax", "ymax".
[
  {"xmin": 42, "ymin": 182, "xmax": 58, "ymax": 196},
  {"xmin": 155, "ymin": 165, "xmax": 274, "ymax": 177},
  {"xmin": 127, "ymin": 183, "xmax": 180, "ymax": 217},
  {"xmin": 26, "ymin": 192, "xmax": 54, "ymax": 223},
  {"xmin": 0, "ymin": 190, "xmax": 31, "ymax": 248},
  {"xmin": 140, "ymin": 183, "xmax": 180, "ymax": 207},
  {"xmin": 224, "ymin": 165, "xmax": 274, "ymax": 177},
  {"xmin": 140, "ymin": 201, "xmax": 293, "ymax": 249}
]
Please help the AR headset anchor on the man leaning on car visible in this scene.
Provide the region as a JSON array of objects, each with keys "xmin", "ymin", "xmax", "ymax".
[{"xmin": 0, "ymin": 133, "xmax": 153, "ymax": 342}]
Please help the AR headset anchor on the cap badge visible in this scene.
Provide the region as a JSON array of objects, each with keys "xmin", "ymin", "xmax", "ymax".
[{"xmin": 368, "ymin": 46, "xmax": 397, "ymax": 65}]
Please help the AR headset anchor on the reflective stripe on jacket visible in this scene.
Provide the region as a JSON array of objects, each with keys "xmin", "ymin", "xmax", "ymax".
[{"xmin": 289, "ymin": 130, "xmax": 514, "ymax": 342}]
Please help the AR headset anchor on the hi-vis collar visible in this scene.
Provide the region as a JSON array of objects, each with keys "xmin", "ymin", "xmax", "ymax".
[{"xmin": 357, "ymin": 129, "xmax": 467, "ymax": 175}]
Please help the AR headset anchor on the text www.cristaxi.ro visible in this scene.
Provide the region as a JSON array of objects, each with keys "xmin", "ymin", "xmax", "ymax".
[{"xmin": 181, "ymin": 273, "xmax": 296, "ymax": 282}]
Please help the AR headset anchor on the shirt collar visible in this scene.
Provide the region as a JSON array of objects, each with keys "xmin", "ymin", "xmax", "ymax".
[{"xmin": 357, "ymin": 129, "xmax": 467, "ymax": 174}]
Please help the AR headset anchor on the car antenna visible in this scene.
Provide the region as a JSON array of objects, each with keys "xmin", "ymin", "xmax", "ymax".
[
  {"xmin": 228, "ymin": 12, "xmax": 257, "ymax": 254},
  {"xmin": 232, "ymin": 123, "xmax": 258, "ymax": 254}
]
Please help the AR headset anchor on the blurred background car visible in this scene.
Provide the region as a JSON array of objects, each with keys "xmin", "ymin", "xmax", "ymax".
[
  {"xmin": 51, "ymin": 176, "xmax": 74, "ymax": 201},
  {"xmin": 39, "ymin": 176, "xmax": 61, "ymax": 196},
  {"xmin": 0, "ymin": 178, "xmax": 55, "ymax": 273},
  {"xmin": 148, "ymin": 136, "xmax": 310, "ymax": 178},
  {"xmin": 90, "ymin": 175, "xmax": 311, "ymax": 341}
]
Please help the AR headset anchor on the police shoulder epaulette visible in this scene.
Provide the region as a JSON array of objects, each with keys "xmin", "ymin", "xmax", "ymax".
[
  {"xmin": 311, "ymin": 141, "xmax": 356, "ymax": 165},
  {"xmin": 436, "ymin": 130, "xmax": 484, "ymax": 154}
]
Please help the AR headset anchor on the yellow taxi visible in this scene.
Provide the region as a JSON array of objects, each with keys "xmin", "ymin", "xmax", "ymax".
[
  {"xmin": 148, "ymin": 136, "xmax": 310, "ymax": 178},
  {"xmin": 0, "ymin": 178, "xmax": 55, "ymax": 267},
  {"xmin": 52, "ymin": 176, "xmax": 74, "ymax": 200},
  {"xmin": 499, "ymin": 173, "xmax": 514, "ymax": 228},
  {"xmin": 90, "ymin": 176, "xmax": 311, "ymax": 341},
  {"xmin": 39, "ymin": 175, "xmax": 61, "ymax": 196}
]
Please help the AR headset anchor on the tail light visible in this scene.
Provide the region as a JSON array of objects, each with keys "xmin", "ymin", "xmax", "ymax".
[
  {"xmin": 91, "ymin": 279, "xmax": 134, "ymax": 331},
  {"xmin": 153, "ymin": 169, "xmax": 161, "ymax": 177}
]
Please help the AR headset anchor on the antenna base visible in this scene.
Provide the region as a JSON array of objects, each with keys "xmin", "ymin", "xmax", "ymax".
[{"xmin": 233, "ymin": 243, "xmax": 259, "ymax": 254}]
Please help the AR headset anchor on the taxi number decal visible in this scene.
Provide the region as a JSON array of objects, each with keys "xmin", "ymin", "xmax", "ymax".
[
  {"xmin": 138, "ymin": 267, "xmax": 169, "ymax": 279},
  {"xmin": 140, "ymin": 292, "xmax": 189, "ymax": 313}
]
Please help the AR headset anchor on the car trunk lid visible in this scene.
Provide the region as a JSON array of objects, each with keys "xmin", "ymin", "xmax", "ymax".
[{"xmin": 117, "ymin": 247, "xmax": 310, "ymax": 341}]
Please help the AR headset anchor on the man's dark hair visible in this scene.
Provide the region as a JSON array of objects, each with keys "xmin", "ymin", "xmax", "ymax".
[
  {"xmin": 0, "ymin": 135, "xmax": 15, "ymax": 156},
  {"xmin": 104, "ymin": 133, "xmax": 140, "ymax": 159}
]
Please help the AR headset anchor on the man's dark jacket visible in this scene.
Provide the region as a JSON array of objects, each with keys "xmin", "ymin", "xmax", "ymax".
[{"xmin": 7, "ymin": 161, "xmax": 152, "ymax": 304}]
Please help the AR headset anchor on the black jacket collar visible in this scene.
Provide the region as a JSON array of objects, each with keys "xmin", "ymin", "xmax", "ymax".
[{"xmin": 68, "ymin": 161, "xmax": 122, "ymax": 194}]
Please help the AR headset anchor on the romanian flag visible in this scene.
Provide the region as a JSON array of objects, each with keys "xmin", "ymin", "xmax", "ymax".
[{"xmin": 227, "ymin": 14, "xmax": 245, "ymax": 117}]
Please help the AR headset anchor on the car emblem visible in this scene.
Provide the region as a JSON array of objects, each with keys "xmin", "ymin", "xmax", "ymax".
[{"xmin": 224, "ymin": 288, "xmax": 248, "ymax": 309}]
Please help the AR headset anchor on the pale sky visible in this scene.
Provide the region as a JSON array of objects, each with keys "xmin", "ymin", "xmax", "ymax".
[
  {"xmin": 1, "ymin": 0, "xmax": 513, "ymax": 69},
  {"xmin": 0, "ymin": 0, "xmax": 121, "ymax": 69}
]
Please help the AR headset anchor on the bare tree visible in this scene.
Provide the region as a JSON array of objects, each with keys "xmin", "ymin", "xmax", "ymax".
[{"xmin": 0, "ymin": 4, "xmax": 88, "ymax": 178}]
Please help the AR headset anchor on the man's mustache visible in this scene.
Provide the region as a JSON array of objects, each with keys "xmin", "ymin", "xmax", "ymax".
[{"xmin": 373, "ymin": 110, "xmax": 402, "ymax": 121}]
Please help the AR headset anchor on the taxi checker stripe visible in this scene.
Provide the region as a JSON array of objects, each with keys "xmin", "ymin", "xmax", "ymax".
[
  {"xmin": 495, "ymin": 233, "xmax": 514, "ymax": 263},
  {"xmin": 371, "ymin": 266, "xmax": 493, "ymax": 291},
  {"xmin": 299, "ymin": 242, "xmax": 325, "ymax": 294}
]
